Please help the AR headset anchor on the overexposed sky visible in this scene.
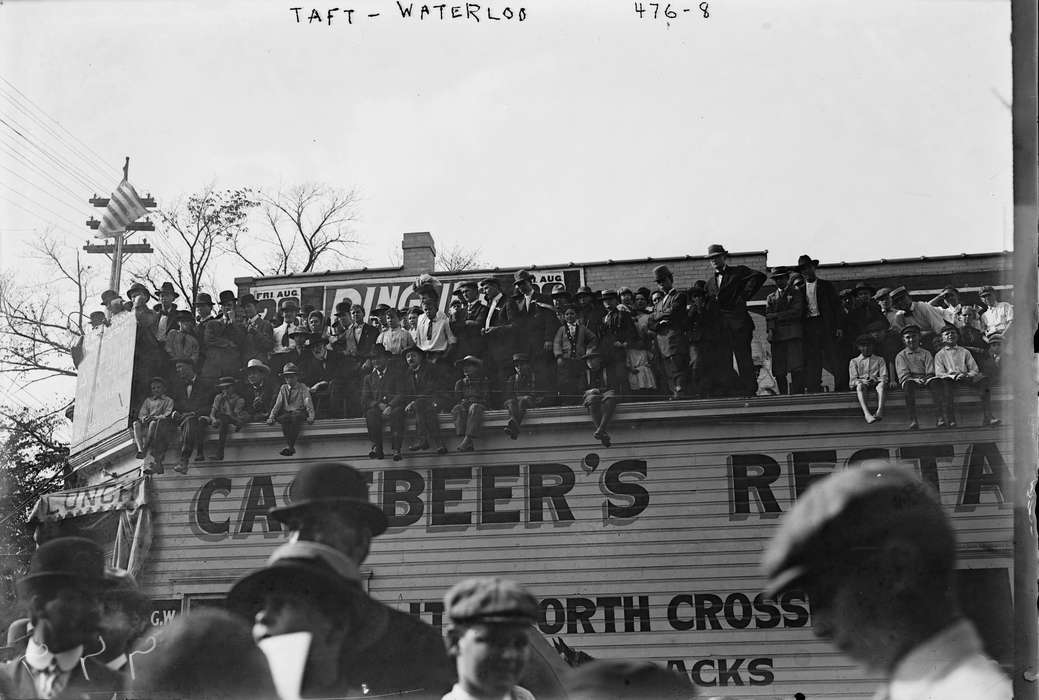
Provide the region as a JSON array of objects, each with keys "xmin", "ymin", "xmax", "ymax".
[{"xmin": 0, "ymin": 0, "xmax": 1014, "ymax": 406}]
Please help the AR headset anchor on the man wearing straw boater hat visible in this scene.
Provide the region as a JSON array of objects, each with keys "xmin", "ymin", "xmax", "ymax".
[{"xmin": 0, "ymin": 538, "xmax": 124, "ymax": 699}]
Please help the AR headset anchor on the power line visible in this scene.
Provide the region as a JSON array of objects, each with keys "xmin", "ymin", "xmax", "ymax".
[
  {"xmin": 0, "ymin": 85, "xmax": 115, "ymax": 185},
  {"xmin": 0, "ymin": 189, "xmax": 86, "ymax": 231},
  {"xmin": 0, "ymin": 116, "xmax": 106, "ymax": 193},
  {"xmin": 0, "ymin": 162, "xmax": 92, "ymax": 220},
  {"xmin": 0, "ymin": 143, "xmax": 91, "ymax": 204}
]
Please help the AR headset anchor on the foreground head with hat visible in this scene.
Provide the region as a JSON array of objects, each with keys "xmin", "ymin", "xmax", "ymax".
[
  {"xmin": 259, "ymin": 462, "xmax": 455, "ymax": 696},
  {"xmin": 96, "ymin": 567, "xmax": 153, "ymax": 672},
  {"xmin": 761, "ymin": 462, "xmax": 1010, "ymax": 695},
  {"xmin": 0, "ymin": 537, "xmax": 124, "ymax": 698},
  {"xmin": 442, "ymin": 577, "xmax": 539, "ymax": 700}
]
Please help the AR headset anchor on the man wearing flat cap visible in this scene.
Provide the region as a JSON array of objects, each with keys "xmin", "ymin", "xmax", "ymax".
[
  {"xmin": 979, "ymin": 286, "xmax": 1013, "ymax": 339},
  {"xmin": 648, "ymin": 264, "xmax": 690, "ymax": 399},
  {"xmin": 761, "ymin": 463, "xmax": 1010, "ymax": 700},
  {"xmin": 0, "ymin": 537, "xmax": 124, "ymax": 699},
  {"xmin": 261, "ymin": 462, "xmax": 456, "ymax": 697},
  {"xmin": 795, "ymin": 253, "xmax": 847, "ymax": 393},
  {"xmin": 705, "ymin": 245, "xmax": 767, "ymax": 396}
]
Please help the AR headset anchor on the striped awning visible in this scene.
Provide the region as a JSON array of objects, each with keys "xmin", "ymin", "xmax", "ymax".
[{"xmin": 30, "ymin": 476, "xmax": 147, "ymax": 523}]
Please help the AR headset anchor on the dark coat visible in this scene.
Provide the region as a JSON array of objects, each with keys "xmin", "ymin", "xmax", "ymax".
[
  {"xmin": 507, "ymin": 294, "xmax": 554, "ymax": 359},
  {"xmin": 804, "ymin": 277, "xmax": 843, "ymax": 336},
  {"xmin": 239, "ymin": 377, "xmax": 278, "ymax": 419},
  {"xmin": 0, "ymin": 655, "xmax": 124, "ymax": 700},
  {"xmin": 450, "ymin": 301, "xmax": 488, "ymax": 360},
  {"xmin": 705, "ymin": 264, "xmax": 767, "ymax": 317},
  {"xmin": 648, "ymin": 288, "xmax": 689, "ymax": 358},
  {"xmin": 481, "ymin": 294, "xmax": 513, "ymax": 361},
  {"xmin": 765, "ymin": 288, "xmax": 806, "ymax": 342},
  {"xmin": 400, "ymin": 364, "xmax": 442, "ymax": 404},
  {"xmin": 361, "ymin": 366, "xmax": 402, "ymax": 410},
  {"xmin": 170, "ymin": 374, "xmax": 217, "ymax": 416},
  {"xmin": 242, "ymin": 315, "xmax": 275, "ymax": 361},
  {"xmin": 599, "ymin": 307, "xmax": 638, "ymax": 362}
]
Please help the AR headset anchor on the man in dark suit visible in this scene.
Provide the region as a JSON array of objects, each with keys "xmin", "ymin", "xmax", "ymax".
[
  {"xmin": 704, "ymin": 244, "xmax": 766, "ymax": 397},
  {"xmin": 450, "ymin": 280, "xmax": 488, "ymax": 363},
  {"xmin": 479, "ymin": 276, "xmax": 513, "ymax": 406},
  {"xmin": 507, "ymin": 270, "xmax": 558, "ymax": 402},
  {"xmin": 170, "ymin": 358, "xmax": 217, "ymax": 473},
  {"xmin": 400, "ymin": 346, "xmax": 448, "ymax": 455},
  {"xmin": 648, "ymin": 265, "xmax": 690, "ymax": 399},
  {"xmin": 361, "ymin": 345, "xmax": 405, "ymax": 459},
  {"xmin": 797, "ymin": 253, "xmax": 848, "ymax": 392},
  {"xmin": 0, "ymin": 538, "xmax": 124, "ymax": 700}
]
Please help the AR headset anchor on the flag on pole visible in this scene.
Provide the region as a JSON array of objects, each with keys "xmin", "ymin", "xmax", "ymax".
[{"xmin": 95, "ymin": 178, "xmax": 149, "ymax": 239}]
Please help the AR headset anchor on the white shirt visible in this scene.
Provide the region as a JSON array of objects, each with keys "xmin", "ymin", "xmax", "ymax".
[
  {"xmin": 273, "ymin": 319, "xmax": 302, "ymax": 353},
  {"xmin": 415, "ymin": 311, "xmax": 456, "ymax": 353},
  {"xmin": 878, "ymin": 619, "xmax": 1010, "ymax": 700},
  {"xmin": 24, "ymin": 637, "xmax": 84, "ymax": 699},
  {"xmin": 442, "ymin": 683, "xmax": 535, "ymax": 700},
  {"xmin": 484, "ymin": 293, "xmax": 502, "ymax": 330},
  {"xmin": 981, "ymin": 301, "xmax": 1013, "ymax": 336},
  {"xmin": 805, "ymin": 280, "xmax": 820, "ymax": 317}
]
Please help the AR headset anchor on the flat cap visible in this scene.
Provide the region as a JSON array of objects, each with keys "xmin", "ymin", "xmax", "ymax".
[
  {"xmin": 762, "ymin": 463, "xmax": 953, "ymax": 599},
  {"xmin": 873, "ymin": 287, "xmax": 892, "ymax": 301},
  {"xmin": 444, "ymin": 577, "xmax": 538, "ymax": 626},
  {"xmin": 900, "ymin": 324, "xmax": 921, "ymax": 336}
]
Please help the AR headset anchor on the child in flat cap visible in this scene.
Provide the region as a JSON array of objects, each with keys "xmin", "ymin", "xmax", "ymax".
[
  {"xmin": 442, "ymin": 578, "xmax": 539, "ymax": 700},
  {"xmin": 134, "ymin": 376, "xmax": 175, "ymax": 474},
  {"xmin": 848, "ymin": 334, "xmax": 887, "ymax": 423}
]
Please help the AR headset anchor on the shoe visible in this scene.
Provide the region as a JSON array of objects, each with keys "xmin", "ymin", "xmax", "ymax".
[
  {"xmin": 369, "ymin": 447, "xmax": 381, "ymax": 459},
  {"xmin": 599, "ymin": 432, "xmax": 611, "ymax": 448},
  {"xmin": 436, "ymin": 446, "xmax": 448, "ymax": 455},
  {"xmin": 279, "ymin": 447, "xmax": 293, "ymax": 456},
  {"xmin": 947, "ymin": 420, "xmax": 957, "ymax": 428},
  {"xmin": 457, "ymin": 439, "xmax": 474, "ymax": 452},
  {"xmin": 136, "ymin": 451, "xmax": 145, "ymax": 459},
  {"xmin": 392, "ymin": 451, "xmax": 402, "ymax": 461},
  {"xmin": 936, "ymin": 417, "xmax": 947, "ymax": 428},
  {"xmin": 173, "ymin": 462, "xmax": 189, "ymax": 475},
  {"xmin": 873, "ymin": 415, "xmax": 883, "ymax": 422},
  {"xmin": 985, "ymin": 417, "xmax": 1001, "ymax": 426},
  {"xmin": 408, "ymin": 442, "xmax": 429, "ymax": 452},
  {"xmin": 142, "ymin": 464, "xmax": 154, "ymax": 475},
  {"xmin": 152, "ymin": 462, "xmax": 165, "ymax": 475},
  {"xmin": 195, "ymin": 454, "xmax": 206, "ymax": 462},
  {"xmin": 213, "ymin": 452, "xmax": 224, "ymax": 461},
  {"xmin": 506, "ymin": 419, "xmax": 519, "ymax": 440},
  {"xmin": 907, "ymin": 420, "xmax": 919, "ymax": 430}
]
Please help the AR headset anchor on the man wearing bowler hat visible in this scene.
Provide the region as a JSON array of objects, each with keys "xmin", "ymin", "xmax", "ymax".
[
  {"xmin": 239, "ymin": 293, "xmax": 275, "ymax": 363},
  {"xmin": 170, "ymin": 357, "xmax": 217, "ymax": 473},
  {"xmin": 201, "ymin": 290, "xmax": 245, "ymax": 382},
  {"xmin": 795, "ymin": 253, "xmax": 847, "ymax": 392},
  {"xmin": 0, "ymin": 537, "xmax": 124, "ymax": 699},
  {"xmin": 761, "ymin": 463, "xmax": 1010, "ymax": 700},
  {"xmin": 648, "ymin": 264, "xmax": 690, "ymax": 399},
  {"xmin": 265, "ymin": 462, "xmax": 456, "ymax": 697},
  {"xmin": 152, "ymin": 281, "xmax": 180, "ymax": 344},
  {"xmin": 271, "ymin": 298, "xmax": 304, "ymax": 376},
  {"xmin": 704, "ymin": 244, "xmax": 766, "ymax": 396},
  {"xmin": 479, "ymin": 276, "xmax": 513, "ymax": 406},
  {"xmin": 508, "ymin": 270, "xmax": 557, "ymax": 403}
]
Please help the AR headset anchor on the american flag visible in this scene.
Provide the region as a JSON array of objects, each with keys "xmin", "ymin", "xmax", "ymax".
[{"xmin": 95, "ymin": 178, "xmax": 149, "ymax": 239}]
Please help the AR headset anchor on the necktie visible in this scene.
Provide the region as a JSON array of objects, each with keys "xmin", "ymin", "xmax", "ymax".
[
  {"xmin": 38, "ymin": 662, "xmax": 67, "ymax": 699},
  {"xmin": 281, "ymin": 326, "xmax": 291, "ymax": 347},
  {"xmin": 426, "ymin": 319, "xmax": 433, "ymax": 341}
]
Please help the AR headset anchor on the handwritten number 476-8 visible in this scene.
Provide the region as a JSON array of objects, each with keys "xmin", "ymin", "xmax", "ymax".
[{"xmin": 634, "ymin": 2, "xmax": 709, "ymax": 19}]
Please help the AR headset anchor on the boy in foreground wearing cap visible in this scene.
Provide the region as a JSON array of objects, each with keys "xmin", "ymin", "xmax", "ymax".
[
  {"xmin": 894, "ymin": 325, "xmax": 942, "ymax": 429},
  {"xmin": 933, "ymin": 324, "xmax": 998, "ymax": 427},
  {"xmin": 848, "ymin": 334, "xmax": 887, "ymax": 423},
  {"xmin": 133, "ymin": 376, "xmax": 175, "ymax": 474},
  {"xmin": 761, "ymin": 463, "xmax": 1010, "ymax": 699},
  {"xmin": 266, "ymin": 362, "xmax": 316, "ymax": 456},
  {"xmin": 452, "ymin": 355, "xmax": 490, "ymax": 452},
  {"xmin": 0, "ymin": 537, "xmax": 124, "ymax": 699},
  {"xmin": 206, "ymin": 376, "xmax": 249, "ymax": 460},
  {"xmin": 442, "ymin": 578, "xmax": 539, "ymax": 700}
]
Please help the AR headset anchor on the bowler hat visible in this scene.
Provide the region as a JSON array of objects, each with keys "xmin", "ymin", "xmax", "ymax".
[
  {"xmin": 651, "ymin": 265, "xmax": 672, "ymax": 281},
  {"xmin": 796, "ymin": 254, "xmax": 819, "ymax": 269},
  {"xmin": 687, "ymin": 281, "xmax": 708, "ymax": 297},
  {"xmin": 873, "ymin": 287, "xmax": 892, "ymax": 301},
  {"xmin": 979, "ymin": 285, "xmax": 996, "ymax": 296},
  {"xmin": 601, "ymin": 289, "xmax": 619, "ymax": 300},
  {"xmin": 575, "ymin": 286, "xmax": 594, "ymax": 298},
  {"xmin": 511, "ymin": 353, "xmax": 530, "ymax": 363},
  {"xmin": 706, "ymin": 244, "xmax": 728, "ymax": 257},
  {"xmin": 268, "ymin": 462, "xmax": 389, "ymax": 536},
  {"xmin": 279, "ymin": 298, "xmax": 300, "ymax": 310},
  {"xmin": 513, "ymin": 270, "xmax": 534, "ymax": 283},
  {"xmin": 88, "ymin": 311, "xmax": 107, "ymax": 323},
  {"xmin": 245, "ymin": 358, "xmax": 270, "ymax": 373},
  {"xmin": 217, "ymin": 290, "xmax": 237, "ymax": 305},
  {"xmin": 550, "ymin": 284, "xmax": 570, "ymax": 298},
  {"xmin": 444, "ymin": 577, "xmax": 538, "ymax": 626},
  {"xmin": 455, "ymin": 354, "xmax": 484, "ymax": 368},
  {"xmin": 217, "ymin": 376, "xmax": 237, "ymax": 387},
  {"xmin": 227, "ymin": 541, "xmax": 363, "ymax": 619},
  {"xmin": 762, "ymin": 463, "xmax": 952, "ymax": 599},
  {"xmin": 126, "ymin": 282, "xmax": 151, "ymax": 300},
  {"xmin": 280, "ymin": 362, "xmax": 300, "ymax": 375},
  {"xmin": 239, "ymin": 293, "xmax": 258, "ymax": 306},
  {"xmin": 100, "ymin": 289, "xmax": 121, "ymax": 306},
  {"xmin": 334, "ymin": 301, "xmax": 352, "ymax": 316},
  {"xmin": 155, "ymin": 281, "xmax": 179, "ymax": 299},
  {"xmin": 852, "ymin": 282, "xmax": 875, "ymax": 295},
  {"xmin": 900, "ymin": 324, "xmax": 921, "ymax": 336},
  {"xmin": 193, "ymin": 292, "xmax": 214, "ymax": 307},
  {"xmin": 17, "ymin": 537, "xmax": 106, "ymax": 596}
]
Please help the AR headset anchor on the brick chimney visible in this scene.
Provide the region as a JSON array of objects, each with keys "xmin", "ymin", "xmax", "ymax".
[{"xmin": 401, "ymin": 232, "xmax": 437, "ymax": 275}]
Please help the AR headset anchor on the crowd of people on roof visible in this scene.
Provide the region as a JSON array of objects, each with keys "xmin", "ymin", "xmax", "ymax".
[{"xmin": 81, "ymin": 244, "xmax": 1013, "ymax": 472}]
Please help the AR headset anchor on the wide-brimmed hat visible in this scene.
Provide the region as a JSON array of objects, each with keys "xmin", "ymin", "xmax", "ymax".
[
  {"xmin": 280, "ymin": 362, "xmax": 300, "ymax": 376},
  {"xmin": 238, "ymin": 293, "xmax": 258, "ymax": 306},
  {"xmin": 268, "ymin": 462, "xmax": 388, "ymax": 536},
  {"xmin": 575, "ymin": 286, "xmax": 594, "ymax": 298},
  {"xmin": 17, "ymin": 537, "xmax": 106, "ymax": 596},
  {"xmin": 155, "ymin": 281, "xmax": 179, "ymax": 299},
  {"xmin": 796, "ymin": 254, "xmax": 819, "ymax": 269},
  {"xmin": 100, "ymin": 289, "xmax": 121, "ymax": 306},
  {"xmin": 126, "ymin": 282, "xmax": 151, "ymax": 300},
  {"xmin": 227, "ymin": 541, "xmax": 363, "ymax": 620},
  {"xmin": 287, "ymin": 329, "xmax": 309, "ymax": 340},
  {"xmin": 652, "ymin": 265, "xmax": 673, "ymax": 281},
  {"xmin": 279, "ymin": 298, "xmax": 300, "ymax": 311},
  {"xmin": 193, "ymin": 292, "xmax": 214, "ymax": 307},
  {"xmin": 245, "ymin": 359, "xmax": 269, "ymax": 373},
  {"xmin": 513, "ymin": 270, "xmax": 534, "ymax": 283},
  {"xmin": 706, "ymin": 244, "xmax": 728, "ymax": 258},
  {"xmin": 454, "ymin": 355, "xmax": 484, "ymax": 368}
]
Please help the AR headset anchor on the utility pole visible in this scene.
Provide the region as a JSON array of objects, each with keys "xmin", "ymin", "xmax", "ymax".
[{"xmin": 83, "ymin": 157, "xmax": 155, "ymax": 291}]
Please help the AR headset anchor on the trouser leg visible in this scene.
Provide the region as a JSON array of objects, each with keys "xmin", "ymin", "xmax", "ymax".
[
  {"xmin": 389, "ymin": 408, "xmax": 405, "ymax": 451},
  {"xmin": 365, "ymin": 408, "xmax": 384, "ymax": 451},
  {"xmin": 452, "ymin": 404, "xmax": 466, "ymax": 436},
  {"xmin": 599, "ymin": 396, "xmax": 617, "ymax": 432},
  {"xmin": 903, "ymin": 382, "xmax": 918, "ymax": 422},
  {"xmin": 466, "ymin": 403, "xmax": 485, "ymax": 438},
  {"xmin": 803, "ymin": 318, "xmax": 824, "ymax": 392},
  {"xmin": 133, "ymin": 422, "xmax": 146, "ymax": 452}
]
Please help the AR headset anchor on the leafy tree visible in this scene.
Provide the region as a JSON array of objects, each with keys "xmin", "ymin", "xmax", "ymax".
[{"xmin": 0, "ymin": 405, "xmax": 71, "ymax": 633}]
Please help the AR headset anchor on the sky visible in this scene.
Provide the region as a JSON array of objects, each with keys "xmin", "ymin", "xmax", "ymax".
[{"xmin": 0, "ymin": 0, "xmax": 1015, "ymax": 407}]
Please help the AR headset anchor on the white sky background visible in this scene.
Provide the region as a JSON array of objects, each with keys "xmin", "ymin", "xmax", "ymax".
[{"xmin": 0, "ymin": 0, "xmax": 1014, "ymax": 408}]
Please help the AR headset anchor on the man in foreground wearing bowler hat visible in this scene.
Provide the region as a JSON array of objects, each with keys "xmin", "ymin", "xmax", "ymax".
[
  {"xmin": 705, "ymin": 244, "xmax": 766, "ymax": 396},
  {"xmin": 795, "ymin": 253, "xmax": 847, "ymax": 392},
  {"xmin": 441, "ymin": 577, "xmax": 540, "ymax": 700},
  {"xmin": 761, "ymin": 463, "xmax": 1010, "ymax": 700},
  {"xmin": 266, "ymin": 462, "xmax": 456, "ymax": 697},
  {"xmin": 0, "ymin": 537, "xmax": 124, "ymax": 699},
  {"xmin": 266, "ymin": 361, "xmax": 315, "ymax": 456}
]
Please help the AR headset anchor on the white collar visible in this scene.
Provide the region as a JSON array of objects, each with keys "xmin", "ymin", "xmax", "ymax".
[
  {"xmin": 25, "ymin": 637, "xmax": 84, "ymax": 672},
  {"xmin": 885, "ymin": 620, "xmax": 986, "ymax": 700}
]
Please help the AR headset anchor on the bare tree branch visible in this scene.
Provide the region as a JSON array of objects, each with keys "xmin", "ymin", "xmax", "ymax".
[{"xmin": 437, "ymin": 242, "xmax": 487, "ymax": 273}]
